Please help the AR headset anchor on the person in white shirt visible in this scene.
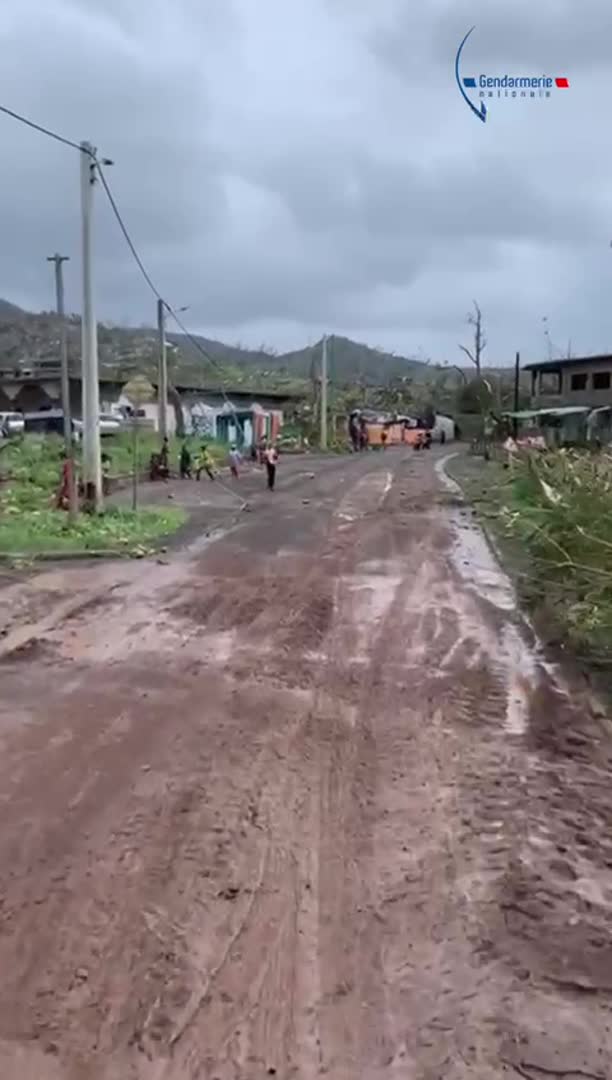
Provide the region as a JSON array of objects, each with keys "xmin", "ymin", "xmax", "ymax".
[
  {"xmin": 228, "ymin": 445, "xmax": 242, "ymax": 479},
  {"xmin": 264, "ymin": 444, "xmax": 279, "ymax": 490}
]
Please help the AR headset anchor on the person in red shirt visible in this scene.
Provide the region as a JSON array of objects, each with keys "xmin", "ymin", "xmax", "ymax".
[{"xmin": 56, "ymin": 453, "xmax": 75, "ymax": 510}]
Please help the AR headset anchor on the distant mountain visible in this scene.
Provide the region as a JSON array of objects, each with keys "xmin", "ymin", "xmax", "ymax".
[
  {"xmin": 171, "ymin": 332, "xmax": 429, "ymax": 385},
  {"xmin": 0, "ymin": 301, "xmax": 428, "ymax": 388},
  {"xmin": 0, "ymin": 298, "xmax": 26, "ymax": 321}
]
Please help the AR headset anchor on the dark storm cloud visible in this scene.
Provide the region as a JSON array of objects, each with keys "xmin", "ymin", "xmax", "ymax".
[{"xmin": 0, "ymin": 0, "xmax": 610, "ymax": 362}]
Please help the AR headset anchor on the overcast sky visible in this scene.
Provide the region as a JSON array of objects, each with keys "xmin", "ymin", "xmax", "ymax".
[{"xmin": 0, "ymin": 0, "xmax": 610, "ymax": 365}]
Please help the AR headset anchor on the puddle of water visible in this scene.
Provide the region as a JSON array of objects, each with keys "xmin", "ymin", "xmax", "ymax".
[
  {"xmin": 436, "ymin": 454, "xmax": 517, "ymax": 613},
  {"xmin": 435, "ymin": 455, "xmax": 567, "ymax": 737},
  {"xmin": 501, "ymin": 623, "xmax": 539, "ymax": 735},
  {"xmin": 448, "ymin": 508, "xmax": 516, "ymax": 613},
  {"xmin": 435, "ymin": 453, "xmax": 461, "ymax": 495}
]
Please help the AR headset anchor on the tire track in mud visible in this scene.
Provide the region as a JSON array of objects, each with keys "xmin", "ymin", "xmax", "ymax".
[
  {"xmin": 154, "ymin": 472, "xmax": 403, "ymax": 1078},
  {"xmin": 157, "ymin": 467, "xmax": 515, "ymax": 1078},
  {"xmin": 2, "ymin": 454, "xmax": 612, "ymax": 1079}
]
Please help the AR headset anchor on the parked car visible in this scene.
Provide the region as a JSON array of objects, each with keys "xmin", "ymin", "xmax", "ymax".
[
  {"xmin": 72, "ymin": 413, "xmax": 124, "ymax": 438},
  {"xmin": 24, "ymin": 410, "xmax": 123, "ymax": 439},
  {"xmin": 0, "ymin": 411, "xmax": 25, "ymax": 438},
  {"xmin": 23, "ymin": 410, "xmax": 75, "ymax": 437}
]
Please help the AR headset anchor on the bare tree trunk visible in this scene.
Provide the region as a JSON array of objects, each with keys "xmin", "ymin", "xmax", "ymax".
[{"xmin": 459, "ymin": 300, "xmax": 486, "ymax": 376}]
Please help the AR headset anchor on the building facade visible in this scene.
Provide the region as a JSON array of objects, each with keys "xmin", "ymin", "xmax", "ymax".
[
  {"xmin": 525, "ymin": 355, "xmax": 612, "ymax": 409},
  {"xmin": 0, "ymin": 367, "xmax": 297, "ymax": 446}
]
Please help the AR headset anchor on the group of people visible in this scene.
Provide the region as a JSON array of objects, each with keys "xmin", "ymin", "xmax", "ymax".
[
  {"xmin": 57, "ymin": 436, "xmax": 280, "ymax": 510},
  {"xmin": 349, "ymin": 412, "xmax": 369, "ymax": 453},
  {"xmin": 414, "ymin": 430, "xmax": 432, "ymax": 451},
  {"xmin": 175, "ymin": 439, "xmax": 280, "ymax": 490}
]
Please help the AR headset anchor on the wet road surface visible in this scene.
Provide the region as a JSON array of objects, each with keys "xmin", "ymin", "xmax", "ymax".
[{"xmin": 0, "ymin": 449, "xmax": 611, "ymax": 1079}]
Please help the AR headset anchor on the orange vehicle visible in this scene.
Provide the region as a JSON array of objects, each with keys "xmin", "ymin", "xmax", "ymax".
[
  {"xmin": 365, "ymin": 422, "xmax": 404, "ymax": 446},
  {"xmin": 404, "ymin": 427, "xmax": 425, "ymax": 447}
]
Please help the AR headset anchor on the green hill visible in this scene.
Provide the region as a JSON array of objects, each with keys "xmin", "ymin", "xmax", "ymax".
[
  {"xmin": 0, "ymin": 299, "xmax": 428, "ymax": 389},
  {"xmin": 170, "ymin": 332, "xmax": 428, "ymax": 386}
]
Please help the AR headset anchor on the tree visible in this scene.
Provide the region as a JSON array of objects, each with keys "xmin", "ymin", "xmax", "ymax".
[
  {"xmin": 372, "ymin": 376, "xmax": 414, "ymax": 416},
  {"xmin": 459, "ymin": 300, "xmax": 486, "ymax": 375},
  {"xmin": 456, "ymin": 377, "xmax": 494, "ymax": 415}
]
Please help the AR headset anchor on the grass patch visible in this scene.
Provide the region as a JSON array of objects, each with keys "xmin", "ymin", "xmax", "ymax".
[
  {"xmin": 448, "ymin": 449, "xmax": 612, "ymax": 668},
  {"xmin": 0, "ymin": 506, "xmax": 186, "ymax": 555},
  {"xmin": 0, "ymin": 435, "xmax": 187, "ymax": 554}
]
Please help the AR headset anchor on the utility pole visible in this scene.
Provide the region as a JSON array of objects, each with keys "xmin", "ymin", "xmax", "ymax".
[
  {"xmin": 47, "ymin": 253, "xmax": 77, "ymax": 522},
  {"xmin": 157, "ymin": 298, "xmax": 168, "ymax": 441},
  {"xmin": 513, "ymin": 351, "xmax": 521, "ymax": 438},
  {"xmin": 80, "ymin": 141, "xmax": 102, "ymax": 510},
  {"xmin": 320, "ymin": 334, "xmax": 328, "ymax": 450}
]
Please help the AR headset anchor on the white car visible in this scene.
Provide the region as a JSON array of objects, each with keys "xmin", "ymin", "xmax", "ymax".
[
  {"xmin": 72, "ymin": 414, "xmax": 124, "ymax": 438},
  {"xmin": 0, "ymin": 412, "xmax": 25, "ymax": 438}
]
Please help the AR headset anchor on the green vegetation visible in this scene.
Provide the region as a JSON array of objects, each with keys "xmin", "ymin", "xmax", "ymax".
[
  {"xmin": 450, "ymin": 450, "xmax": 612, "ymax": 666},
  {"xmin": 0, "ymin": 505, "xmax": 185, "ymax": 555},
  {"xmin": 96, "ymin": 431, "xmax": 226, "ymax": 476},
  {"xmin": 502, "ymin": 451, "xmax": 612, "ymax": 663},
  {"xmin": 0, "ymin": 436, "xmax": 186, "ymax": 555}
]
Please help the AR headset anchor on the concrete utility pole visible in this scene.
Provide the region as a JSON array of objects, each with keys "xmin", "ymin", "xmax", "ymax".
[
  {"xmin": 320, "ymin": 334, "xmax": 328, "ymax": 450},
  {"xmin": 157, "ymin": 298, "xmax": 168, "ymax": 441},
  {"xmin": 513, "ymin": 351, "xmax": 521, "ymax": 438},
  {"xmin": 80, "ymin": 141, "xmax": 102, "ymax": 510},
  {"xmin": 47, "ymin": 253, "xmax": 77, "ymax": 521}
]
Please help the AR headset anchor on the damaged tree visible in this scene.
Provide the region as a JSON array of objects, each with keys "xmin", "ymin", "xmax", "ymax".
[{"xmin": 459, "ymin": 300, "xmax": 486, "ymax": 376}]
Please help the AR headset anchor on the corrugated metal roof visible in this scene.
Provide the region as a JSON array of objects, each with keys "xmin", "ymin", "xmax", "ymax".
[
  {"xmin": 523, "ymin": 354, "xmax": 612, "ymax": 372},
  {"xmin": 503, "ymin": 406, "xmax": 590, "ymax": 419},
  {"xmin": 502, "ymin": 410, "xmax": 541, "ymax": 420}
]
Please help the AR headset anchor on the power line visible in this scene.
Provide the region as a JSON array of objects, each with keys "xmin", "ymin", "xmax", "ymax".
[
  {"xmin": 0, "ymin": 103, "xmax": 86, "ymax": 154},
  {"xmin": 164, "ymin": 304, "xmax": 220, "ymax": 369},
  {"xmin": 0, "ymin": 101, "xmax": 225, "ymax": 373},
  {"xmin": 94, "ymin": 162, "xmax": 221, "ymax": 365},
  {"xmin": 165, "ymin": 303, "xmax": 249, "ymax": 434},
  {"xmin": 95, "ymin": 160, "xmax": 165, "ymax": 304},
  {"xmin": 94, "ymin": 162, "xmax": 247, "ymax": 435},
  {"xmin": 0, "ymin": 101, "xmax": 247, "ymax": 429},
  {"xmin": 94, "ymin": 162, "xmax": 236, "ymax": 382}
]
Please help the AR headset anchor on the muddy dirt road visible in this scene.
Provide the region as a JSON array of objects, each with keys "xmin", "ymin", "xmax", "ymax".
[{"xmin": 1, "ymin": 450, "xmax": 612, "ymax": 1079}]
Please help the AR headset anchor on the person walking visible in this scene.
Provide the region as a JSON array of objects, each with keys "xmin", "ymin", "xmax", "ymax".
[
  {"xmin": 159, "ymin": 437, "xmax": 170, "ymax": 478},
  {"xmin": 381, "ymin": 428, "xmax": 388, "ymax": 451},
  {"xmin": 264, "ymin": 443, "xmax": 279, "ymax": 491},
  {"xmin": 101, "ymin": 451, "xmax": 112, "ymax": 496},
  {"xmin": 195, "ymin": 444, "xmax": 215, "ymax": 481},
  {"xmin": 56, "ymin": 451, "xmax": 76, "ymax": 510},
  {"xmin": 228, "ymin": 445, "xmax": 242, "ymax": 479},
  {"xmin": 179, "ymin": 442, "xmax": 192, "ymax": 479}
]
